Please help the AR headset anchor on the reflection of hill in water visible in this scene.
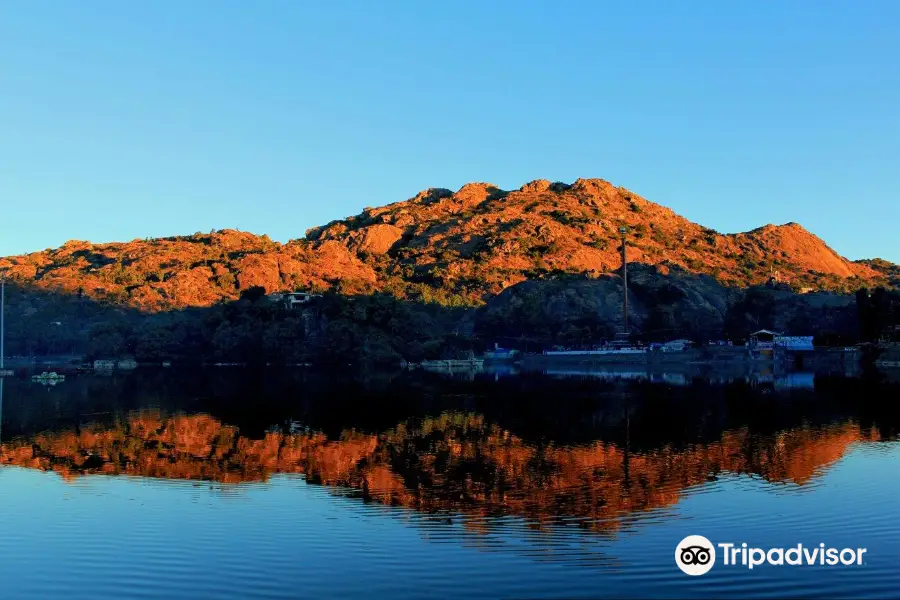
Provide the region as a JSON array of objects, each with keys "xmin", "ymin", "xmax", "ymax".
[{"xmin": 0, "ymin": 411, "xmax": 881, "ymax": 532}]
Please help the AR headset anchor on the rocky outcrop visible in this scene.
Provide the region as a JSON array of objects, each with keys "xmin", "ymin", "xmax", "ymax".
[
  {"xmin": 0, "ymin": 178, "xmax": 895, "ymax": 313},
  {"xmin": 298, "ymin": 177, "xmax": 895, "ymax": 304},
  {"xmin": 348, "ymin": 224, "xmax": 405, "ymax": 255},
  {"xmin": 737, "ymin": 223, "xmax": 874, "ymax": 279}
]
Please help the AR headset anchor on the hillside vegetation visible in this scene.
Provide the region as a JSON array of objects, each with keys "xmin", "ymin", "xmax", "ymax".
[{"xmin": 1, "ymin": 178, "xmax": 894, "ymax": 312}]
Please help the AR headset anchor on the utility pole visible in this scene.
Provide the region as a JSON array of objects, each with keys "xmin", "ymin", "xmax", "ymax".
[{"xmin": 620, "ymin": 227, "xmax": 628, "ymax": 335}]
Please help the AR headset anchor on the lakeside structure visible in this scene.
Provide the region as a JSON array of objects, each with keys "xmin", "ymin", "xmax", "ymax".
[
  {"xmin": 522, "ymin": 345, "xmax": 856, "ymax": 368},
  {"xmin": 748, "ymin": 330, "xmax": 815, "ymax": 351},
  {"xmin": 524, "ymin": 332, "xmax": 843, "ymax": 369}
]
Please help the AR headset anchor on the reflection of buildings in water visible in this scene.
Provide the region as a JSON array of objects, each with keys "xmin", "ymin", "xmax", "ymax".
[
  {"xmin": 655, "ymin": 373, "xmax": 688, "ymax": 386},
  {"xmin": 775, "ymin": 372, "xmax": 816, "ymax": 390},
  {"xmin": 747, "ymin": 372, "xmax": 774, "ymax": 390},
  {"xmin": 540, "ymin": 368, "xmax": 814, "ymax": 389},
  {"xmin": 747, "ymin": 372, "xmax": 816, "ymax": 391},
  {"xmin": 481, "ymin": 364, "xmax": 521, "ymax": 379},
  {"xmin": 543, "ymin": 368, "xmax": 690, "ymax": 386},
  {"xmin": 0, "ymin": 410, "xmax": 883, "ymax": 536},
  {"xmin": 544, "ymin": 369, "xmax": 649, "ymax": 382}
]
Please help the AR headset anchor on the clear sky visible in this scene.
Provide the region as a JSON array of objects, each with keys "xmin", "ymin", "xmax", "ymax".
[{"xmin": 2, "ymin": 0, "xmax": 898, "ymax": 261}]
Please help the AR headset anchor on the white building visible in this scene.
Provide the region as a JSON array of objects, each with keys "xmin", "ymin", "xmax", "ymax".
[{"xmin": 268, "ymin": 291, "xmax": 322, "ymax": 310}]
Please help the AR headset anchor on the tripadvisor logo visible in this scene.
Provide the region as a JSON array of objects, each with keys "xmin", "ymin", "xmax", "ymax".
[
  {"xmin": 675, "ymin": 536, "xmax": 868, "ymax": 576},
  {"xmin": 675, "ymin": 535, "xmax": 716, "ymax": 576}
]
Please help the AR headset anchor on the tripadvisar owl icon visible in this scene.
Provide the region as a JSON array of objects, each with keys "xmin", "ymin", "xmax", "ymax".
[
  {"xmin": 680, "ymin": 545, "xmax": 712, "ymax": 566},
  {"xmin": 675, "ymin": 535, "xmax": 717, "ymax": 575}
]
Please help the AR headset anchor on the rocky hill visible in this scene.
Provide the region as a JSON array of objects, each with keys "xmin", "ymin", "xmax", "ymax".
[
  {"xmin": 0, "ymin": 178, "xmax": 894, "ymax": 312},
  {"xmin": 307, "ymin": 178, "xmax": 889, "ymax": 302},
  {"xmin": 0, "ymin": 231, "xmax": 376, "ymax": 311}
]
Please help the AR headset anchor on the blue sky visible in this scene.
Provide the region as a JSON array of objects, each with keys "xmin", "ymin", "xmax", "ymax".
[{"xmin": 2, "ymin": 1, "xmax": 898, "ymax": 261}]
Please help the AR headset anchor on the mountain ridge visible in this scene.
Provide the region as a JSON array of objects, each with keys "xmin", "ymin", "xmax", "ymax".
[{"xmin": 1, "ymin": 177, "xmax": 896, "ymax": 312}]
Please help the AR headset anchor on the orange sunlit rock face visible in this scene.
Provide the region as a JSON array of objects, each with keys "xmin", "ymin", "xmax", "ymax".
[
  {"xmin": 1, "ymin": 179, "xmax": 895, "ymax": 311},
  {"xmin": 0, "ymin": 411, "xmax": 880, "ymax": 532}
]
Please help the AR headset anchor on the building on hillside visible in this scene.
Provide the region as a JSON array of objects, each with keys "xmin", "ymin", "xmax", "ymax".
[{"xmin": 267, "ymin": 291, "xmax": 322, "ymax": 310}]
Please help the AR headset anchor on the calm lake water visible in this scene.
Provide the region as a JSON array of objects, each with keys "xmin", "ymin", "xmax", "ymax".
[{"xmin": 1, "ymin": 368, "xmax": 899, "ymax": 599}]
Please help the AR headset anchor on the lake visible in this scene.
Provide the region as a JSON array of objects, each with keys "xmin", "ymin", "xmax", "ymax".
[{"xmin": 1, "ymin": 367, "xmax": 899, "ymax": 599}]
